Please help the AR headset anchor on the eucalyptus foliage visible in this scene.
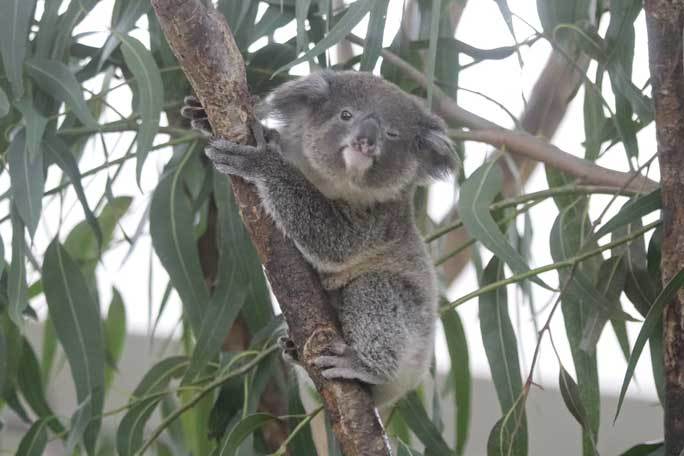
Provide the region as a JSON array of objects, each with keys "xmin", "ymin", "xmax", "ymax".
[{"xmin": 0, "ymin": 0, "xmax": 668, "ymax": 455}]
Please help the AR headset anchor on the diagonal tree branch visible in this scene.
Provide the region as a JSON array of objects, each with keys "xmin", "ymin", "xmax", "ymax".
[
  {"xmin": 346, "ymin": 33, "xmax": 658, "ymax": 193},
  {"xmin": 150, "ymin": 1, "xmax": 390, "ymax": 454}
]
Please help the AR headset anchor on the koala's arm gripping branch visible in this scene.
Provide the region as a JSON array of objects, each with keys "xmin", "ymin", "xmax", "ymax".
[{"xmin": 150, "ymin": 1, "xmax": 391, "ymax": 454}]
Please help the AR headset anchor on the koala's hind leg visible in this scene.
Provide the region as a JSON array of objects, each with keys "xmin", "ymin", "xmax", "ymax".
[{"xmin": 312, "ymin": 273, "xmax": 410, "ymax": 386}]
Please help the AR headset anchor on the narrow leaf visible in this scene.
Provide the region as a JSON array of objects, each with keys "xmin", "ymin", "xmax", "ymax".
[
  {"xmin": 442, "ymin": 309, "xmax": 470, "ymax": 456},
  {"xmin": 216, "ymin": 413, "xmax": 279, "ymax": 456},
  {"xmin": 116, "ymin": 356, "xmax": 187, "ymax": 456},
  {"xmin": 425, "ymin": 0, "xmax": 441, "ymax": 109},
  {"xmin": 16, "ymin": 419, "xmax": 48, "ymax": 456},
  {"xmin": 396, "ymin": 391, "xmax": 453, "ymax": 455},
  {"xmin": 104, "ymin": 288, "xmax": 126, "ymax": 390},
  {"xmin": 17, "ymin": 339, "xmax": 64, "ymax": 434},
  {"xmin": 593, "ymin": 190, "xmax": 661, "ymax": 241},
  {"xmin": 65, "ymin": 394, "xmax": 93, "ymax": 455},
  {"xmin": 0, "ymin": 0, "xmax": 35, "ymax": 98},
  {"xmin": 44, "ymin": 133, "xmax": 102, "ymax": 247},
  {"xmin": 486, "ymin": 397, "xmax": 527, "ymax": 456},
  {"xmin": 100, "ymin": 0, "xmax": 151, "ymax": 68},
  {"xmin": 615, "ymin": 269, "xmax": 684, "ymax": 421},
  {"xmin": 360, "ymin": 0, "xmax": 389, "ymax": 71},
  {"xmin": 618, "ymin": 441, "xmax": 663, "ymax": 455},
  {"xmin": 26, "ymin": 58, "xmax": 98, "ymax": 129},
  {"xmin": 150, "ymin": 147, "xmax": 210, "ymax": 333},
  {"xmin": 559, "ymin": 367, "xmax": 590, "ymax": 431},
  {"xmin": 274, "ymin": 0, "xmax": 374, "ymax": 75},
  {"xmin": 42, "ymin": 240, "xmax": 105, "ymax": 455},
  {"xmin": 118, "ymin": 34, "xmax": 163, "ymax": 184},
  {"xmin": 459, "ymin": 161, "xmax": 548, "ymax": 289},
  {"xmin": 0, "ymin": 86, "xmax": 9, "ymax": 117},
  {"xmin": 15, "ymin": 98, "xmax": 48, "ymax": 161},
  {"xmin": 8, "ymin": 205, "xmax": 27, "ymax": 328},
  {"xmin": 8, "ymin": 130, "xmax": 44, "ymax": 237}
]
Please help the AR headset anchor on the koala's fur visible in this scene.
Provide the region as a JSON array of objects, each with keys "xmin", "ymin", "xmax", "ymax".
[{"xmin": 182, "ymin": 70, "xmax": 457, "ymax": 407}]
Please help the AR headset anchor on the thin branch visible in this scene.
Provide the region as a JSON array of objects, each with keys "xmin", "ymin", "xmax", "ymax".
[{"xmin": 345, "ymin": 34, "xmax": 658, "ymax": 193}]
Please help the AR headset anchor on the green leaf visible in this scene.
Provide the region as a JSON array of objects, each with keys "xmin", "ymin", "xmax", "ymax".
[
  {"xmin": 0, "ymin": 86, "xmax": 9, "ymax": 118},
  {"xmin": 150, "ymin": 146, "xmax": 210, "ymax": 334},
  {"xmin": 65, "ymin": 394, "xmax": 93, "ymax": 455},
  {"xmin": 15, "ymin": 98, "xmax": 48, "ymax": 161},
  {"xmin": 64, "ymin": 196, "xmax": 132, "ymax": 266},
  {"xmin": 8, "ymin": 206, "xmax": 28, "ymax": 328},
  {"xmin": 218, "ymin": 0, "xmax": 260, "ymax": 51},
  {"xmin": 583, "ymin": 80, "xmax": 607, "ymax": 161},
  {"xmin": 182, "ymin": 290, "xmax": 247, "ymax": 384},
  {"xmin": 274, "ymin": 0, "xmax": 374, "ymax": 76},
  {"xmin": 593, "ymin": 190, "xmax": 661, "ymax": 241},
  {"xmin": 396, "ymin": 391, "xmax": 453, "ymax": 455},
  {"xmin": 558, "ymin": 367, "xmax": 591, "ymax": 433},
  {"xmin": 615, "ymin": 269, "xmax": 684, "ymax": 421},
  {"xmin": 551, "ymin": 208, "xmax": 636, "ymax": 321},
  {"xmin": 459, "ymin": 161, "xmax": 548, "ymax": 289},
  {"xmin": 286, "ymin": 377, "xmax": 317, "ymax": 455},
  {"xmin": 251, "ymin": 5, "xmax": 295, "ymax": 41},
  {"xmin": 441, "ymin": 309, "xmax": 470, "ymax": 456},
  {"xmin": 0, "ymin": 0, "xmax": 35, "ymax": 98},
  {"xmin": 42, "ymin": 239, "xmax": 105, "ymax": 455},
  {"xmin": 16, "ymin": 419, "xmax": 48, "ymax": 456},
  {"xmin": 0, "ymin": 315, "xmax": 22, "ymax": 400},
  {"xmin": 360, "ymin": 0, "xmax": 389, "ymax": 71},
  {"xmin": 216, "ymin": 413, "xmax": 280, "ymax": 456},
  {"xmin": 104, "ymin": 288, "xmax": 126, "ymax": 390},
  {"xmin": 295, "ymin": 0, "xmax": 313, "ymax": 55},
  {"xmin": 618, "ymin": 441, "xmax": 663, "ymax": 455},
  {"xmin": 478, "ymin": 257, "xmax": 528, "ymax": 455},
  {"xmin": 25, "ymin": 58, "xmax": 98, "ymax": 129},
  {"xmin": 116, "ymin": 356, "xmax": 188, "ymax": 456},
  {"xmin": 52, "ymin": 0, "xmax": 98, "ymax": 59},
  {"xmin": 118, "ymin": 34, "xmax": 163, "ymax": 185},
  {"xmin": 397, "ymin": 440, "xmax": 424, "ymax": 456},
  {"xmin": 580, "ymin": 257, "xmax": 628, "ymax": 352},
  {"xmin": 17, "ymin": 338, "xmax": 65, "ymax": 434},
  {"xmin": 44, "ymin": 133, "xmax": 102, "ymax": 248},
  {"xmin": 8, "ymin": 130, "xmax": 44, "ymax": 237},
  {"xmin": 486, "ymin": 397, "xmax": 527, "ymax": 456},
  {"xmin": 100, "ymin": 0, "xmax": 151, "ymax": 68}
]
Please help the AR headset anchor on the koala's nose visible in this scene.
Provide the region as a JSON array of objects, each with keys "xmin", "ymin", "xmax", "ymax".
[{"xmin": 354, "ymin": 118, "xmax": 380, "ymax": 156}]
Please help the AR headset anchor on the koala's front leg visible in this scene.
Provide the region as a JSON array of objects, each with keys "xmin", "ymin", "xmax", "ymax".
[{"xmin": 204, "ymin": 120, "xmax": 282, "ymax": 181}]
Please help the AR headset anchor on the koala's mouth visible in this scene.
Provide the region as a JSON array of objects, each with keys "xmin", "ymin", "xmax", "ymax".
[{"xmin": 340, "ymin": 145, "xmax": 373, "ymax": 172}]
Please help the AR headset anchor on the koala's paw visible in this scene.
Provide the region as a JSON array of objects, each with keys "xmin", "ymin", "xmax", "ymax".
[
  {"xmin": 311, "ymin": 342, "xmax": 387, "ymax": 385},
  {"xmin": 278, "ymin": 335, "xmax": 299, "ymax": 365},
  {"xmin": 205, "ymin": 120, "xmax": 280, "ymax": 179},
  {"xmin": 180, "ymin": 95, "xmax": 212, "ymax": 136}
]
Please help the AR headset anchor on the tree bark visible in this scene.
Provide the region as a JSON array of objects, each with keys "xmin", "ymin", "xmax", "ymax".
[
  {"xmin": 644, "ymin": 1, "xmax": 684, "ymax": 454},
  {"xmin": 150, "ymin": 1, "xmax": 391, "ymax": 454}
]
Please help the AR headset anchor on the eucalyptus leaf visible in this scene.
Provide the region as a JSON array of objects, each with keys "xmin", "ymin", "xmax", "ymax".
[
  {"xmin": 441, "ymin": 309, "xmax": 470, "ymax": 456},
  {"xmin": 593, "ymin": 189, "xmax": 661, "ymax": 241},
  {"xmin": 104, "ymin": 289, "xmax": 126, "ymax": 390},
  {"xmin": 396, "ymin": 391, "xmax": 453, "ymax": 455},
  {"xmin": 118, "ymin": 34, "xmax": 163, "ymax": 185},
  {"xmin": 42, "ymin": 240, "xmax": 105, "ymax": 455},
  {"xmin": 100, "ymin": 0, "xmax": 152, "ymax": 68},
  {"xmin": 478, "ymin": 257, "xmax": 527, "ymax": 455},
  {"xmin": 0, "ymin": 86, "xmax": 10, "ymax": 118},
  {"xmin": 615, "ymin": 269, "xmax": 684, "ymax": 421},
  {"xmin": 44, "ymin": 133, "xmax": 102, "ymax": 247},
  {"xmin": 16, "ymin": 419, "xmax": 48, "ymax": 456},
  {"xmin": 150, "ymin": 145, "xmax": 210, "ymax": 333},
  {"xmin": 360, "ymin": 0, "xmax": 389, "ymax": 71},
  {"xmin": 274, "ymin": 0, "xmax": 374, "ymax": 75},
  {"xmin": 8, "ymin": 206, "xmax": 27, "ymax": 328},
  {"xmin": 0, "ymin": 0, "xmax": 35, "ymax": 98},
  {"xmin": 559, "ymin": 367, "xmax": 590, "ymax": 432},
  {"xmin": 15, "ymin": 98, "xmax": 48, "ymax": 161},
  {"xmin": 116, "ymin": 356, "xmax": 188, "ymax": 456},
  {"xmin": 8, "ymin": 131, "xmax": 44, "ymax": 237},
  {"xmin": 459, "ymin": 161, "xmax": 548, "ymax": 290},
  {"xmin": 215, "ymin": 413, "xmax": 279, "ymax": 456}
]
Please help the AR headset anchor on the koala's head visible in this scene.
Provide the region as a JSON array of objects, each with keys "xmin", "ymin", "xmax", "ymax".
[{"xmin": 262, "ymin": 70, "xmax": 458, "ymax": 204}]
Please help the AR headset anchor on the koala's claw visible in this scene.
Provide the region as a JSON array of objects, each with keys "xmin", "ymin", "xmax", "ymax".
[
  {"xmin": 181, "ymin": 95, "xmax": 212, "ymax": 136},
  {"xmin": 312, "ymin": 353, "xmax": 387, "ymax": 384},
  {"xmin": 278, "ymin": 336, "xmax": 300, "ymax": 364}
]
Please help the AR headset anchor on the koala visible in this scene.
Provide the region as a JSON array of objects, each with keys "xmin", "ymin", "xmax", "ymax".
[{"xmin": 181, "ymin": 70, "xmax": 457, "ymax": 407}]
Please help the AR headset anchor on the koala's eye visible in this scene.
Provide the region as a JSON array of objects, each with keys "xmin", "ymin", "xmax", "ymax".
[
  {"xmin": 340, "ymin": 110, "xmax": 353, "ymax": 121},
  {"xmin": 386, "ymin": 130, "xmax": 399, "ymax": 139}
]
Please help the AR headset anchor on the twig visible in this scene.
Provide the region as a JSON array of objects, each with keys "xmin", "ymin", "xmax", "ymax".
[{"xmin": 345, "ymin": 34, "xmax": 658, "ymax": 193}]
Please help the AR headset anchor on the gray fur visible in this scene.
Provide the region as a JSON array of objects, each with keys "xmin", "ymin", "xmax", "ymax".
[{"xmin": 185, "ymin": 71, "xmax": 457, "ymax": 408}]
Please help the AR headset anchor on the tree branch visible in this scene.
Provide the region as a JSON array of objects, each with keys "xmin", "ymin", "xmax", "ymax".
[
  {"xmin": 150, "ymin": 1, "xmax": 390, "ymax": 454},
  {"xmin": 644, "ymin": 2, "xmax": 684, "ymax": 455},
  {"xmin": 346, "ymin": 33, "xmax": 658, "ymax": 193}
]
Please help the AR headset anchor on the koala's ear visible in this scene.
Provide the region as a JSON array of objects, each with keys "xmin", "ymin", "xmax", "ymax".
[
  {"xmin": 416, "ymin": 115, "xmax": 459, "ymax": 180},
  {"xmin": 263, "ymin": 72, "xmax": 331, "ymax": 118}
]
